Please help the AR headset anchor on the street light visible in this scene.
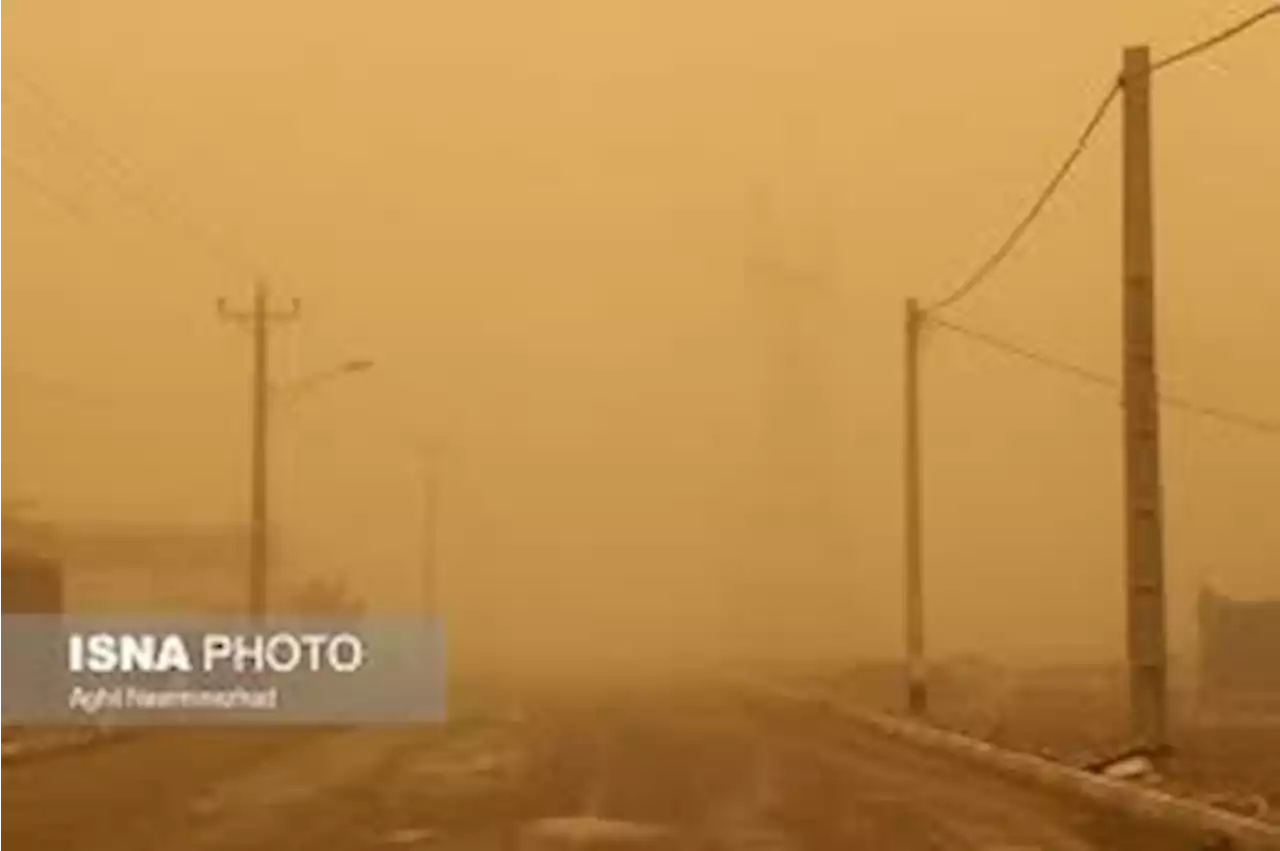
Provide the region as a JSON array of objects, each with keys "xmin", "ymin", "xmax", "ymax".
[
  {"xmin": 274, "ymin": 359, "xmax": 375, "ymax": 402},
  {"xmin": 417, "ymin": 440, "xmax": 443, "ymax": 619},
  {"xmin": 253, "ymin": 357, "xmax": 374, "ymax": 621}
]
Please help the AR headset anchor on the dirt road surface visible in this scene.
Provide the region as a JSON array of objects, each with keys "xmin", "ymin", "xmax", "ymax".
[{"xmin": 1, "ymin": 684, "xmax": 1239, "ymax": 850}]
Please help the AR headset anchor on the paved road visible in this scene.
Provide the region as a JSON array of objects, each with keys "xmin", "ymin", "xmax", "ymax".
[
  {"xmin": 2, "ymin": 685, "xmax": 1231, "ymax": 850},
  {"xmin": 1, "ymin": 718, "xmax": 526, "ymax": 851},
  {"xmin": 523, "ymin": 685, "xmax": 1209, "ymax": 850},
  {"xmin": 724, "ymin": 692, "xmax": 1201, "ymax": 850},
  {"xmin": 1, "ymin": 728, "xmax": 332, "ymax": 850}
]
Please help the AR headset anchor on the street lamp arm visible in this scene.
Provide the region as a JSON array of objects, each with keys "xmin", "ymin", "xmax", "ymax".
[{"xmin": 273, "ymin": 359, "xmax": 374, "ymax": 401}]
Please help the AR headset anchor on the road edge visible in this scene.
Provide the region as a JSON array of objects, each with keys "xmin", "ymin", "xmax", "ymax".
[
  {"xmin": 2, "ymin": 727, "xmax": 133, "ymax": 765},
  {"xmin": 744, "ymin": 681, "xmax": 1280, "ymax": 851}
]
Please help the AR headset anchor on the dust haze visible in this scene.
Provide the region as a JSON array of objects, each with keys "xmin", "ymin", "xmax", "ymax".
[{"xmin": 5, "ymin": 0, "xmax": 1278, "ymax": 679}]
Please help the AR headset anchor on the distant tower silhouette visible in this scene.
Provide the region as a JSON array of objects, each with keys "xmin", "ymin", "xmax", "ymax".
[{"xmin": 740, "ymin": 183, "xmax": 844, "ymax": 656}]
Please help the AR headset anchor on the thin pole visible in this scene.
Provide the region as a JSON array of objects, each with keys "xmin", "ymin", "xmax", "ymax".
[
  {"xmin": 904, "ymin": 297, "xmax": 926, "ymax": 715},
  {"xmin": 420, "ymin": 444, "xmax": 440, "ymax": 618},
  {"xmin": 1121, "ymin": 45, "xmax": 1168, "ymax": 749},
  {"xmin": 250, "ymin": 282, "xmax": 269, "ymax": 622}
]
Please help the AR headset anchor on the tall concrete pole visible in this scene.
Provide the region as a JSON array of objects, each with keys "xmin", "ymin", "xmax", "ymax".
[
  {"xmin": 1121, "ymin": 45, "xmax": 1168, "ymax": 748},
  {"xmin": 218, "ymin": 282, "xmax": 300, "ymax": 621},
  {"xmin": 903, "ymin": 297, "xmax": 926, "ymax": 716}
]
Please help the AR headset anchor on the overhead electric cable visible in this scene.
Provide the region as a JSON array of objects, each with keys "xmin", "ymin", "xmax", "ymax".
[
  {"xmin": 929, "ymin": 316, "xmax": 1280, "ymax": 436},
  {"xmin": 925, "ymin": 4, "xmax": 1280, "ymax": 313},
  {"xmin": 3, "ymin": 65, "xmax": 262, "ymax": 281},
  {"xmin": 1151, "ymin": 4, "xmax": 1280, "ymax": 72},
  {"xmin": 924, "ymin": 82, "xmax": 1120, "ymax": 313}
]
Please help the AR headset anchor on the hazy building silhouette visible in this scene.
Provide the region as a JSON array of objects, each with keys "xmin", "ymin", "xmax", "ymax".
[
  {"xmin": 29, "ymin": 523, "xmax": 249, "ymax": 616},
  {"xmin": 1198, "ymin": 585, "xmax": 1280, "ymax": 712}
]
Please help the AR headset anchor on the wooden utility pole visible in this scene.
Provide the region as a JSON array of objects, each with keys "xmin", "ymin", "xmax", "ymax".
[
  {"xmin": 903, "ymin": 297, "xmax": 926, "ymax": 715},
  {"xmin": 1121, "ymin": 45, "xmax": 1168, "ymax": 748},
  {"xmin": 218, "ymin": 282, "xmax": 300, "ymax": 621}
]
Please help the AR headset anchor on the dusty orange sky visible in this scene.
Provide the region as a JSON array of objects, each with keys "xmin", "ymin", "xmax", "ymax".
[{"xmin": 4, "ymin": 1, "xmax": 1278, "ymax": 670}]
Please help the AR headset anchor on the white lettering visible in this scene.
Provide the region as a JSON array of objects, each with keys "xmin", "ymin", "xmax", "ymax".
[
  {"xmin": 197, "ymin": 633, "xmax": 366, "ymax": 673},
  {"xmin": 328, "ymin": 634, "xmax": 363, "ymax": 672},
  {"xmin": 202, "ymin": 634, "xmax": 233, "ymax": 671},
  {"xmin": 233, "ymin": 635, "xmax": 266, "ymax": 672},
  {"xmin": 299, "ymin": 634, "xmax": 327, "ymax": 669},
  {"xmin": 155, "ymin": 635, "xmax": 192, "ymax": 672},
  {"xmin": 68, "ymin": 686, "xmax": 123, "ymax": 713},
  {"xmin": 264, "ymin": 634, "xmax": 300, "ymax": 672},
  {"xmin": 67, "ymin": 634, "xmax": 193, "ymax": 673},
  {"xmin": 87, "ymin": 633, "xmax": 118, "ymax": 672},
  {"xmin": 68, "ymin": 634, "xmax": 84, "ymax": 672}
]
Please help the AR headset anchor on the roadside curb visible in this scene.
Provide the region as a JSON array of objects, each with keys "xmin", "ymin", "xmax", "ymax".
[
  {"xmin": 749, "ymin": 682, "xmax": 1280, "ymax": 851},
  {"xmin": 2, "ymin": 728, "xmax": 133, "ymax": 765}
]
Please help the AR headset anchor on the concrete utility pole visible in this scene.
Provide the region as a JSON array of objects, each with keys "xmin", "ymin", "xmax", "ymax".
[
  {"xmin": 218, "ymin": 282, "xmax": 301, "ymax": 621},
  {"xmin": 903, "ymin": 297, "xmax": 926, "ymax": 716},
  {"xmin": 1120, "ymin": 45, "xmax": 1169, "ymax": 748}
]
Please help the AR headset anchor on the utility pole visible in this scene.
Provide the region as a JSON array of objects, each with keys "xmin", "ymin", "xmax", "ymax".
[
  {"xmin": 218, "ymin": 282, "xmax": 301, "ymax": 621},
  {"xmin": 419, "ymin": 443, "xmax": 441, "ymax": 618},
  {"xmin": 1121, "ymin": 45, "xmax": 1168, "ymax": 749},
  {"xmin": 903, "ymin": 297, "xmax": 926, "ymax": 716}
]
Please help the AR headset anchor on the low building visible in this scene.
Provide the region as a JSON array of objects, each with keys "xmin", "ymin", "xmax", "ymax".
[
  {"xmin": 59, "ymin": 524, "xmax": 249, "ymax": 615},
  {"xmin": 1, "ymin": 548, "xmax": 63, "ymax": 614},
  {"xmin": 3, "ymin": 514, "xmax": 64, "ymax": 614},
  {"xmin": 3, "ymin": 518, "xmax": 249, "ymax": 616},
  {"xmin": 1198, "ymin": 585, "xmax": 1280, "ymax": 712}
]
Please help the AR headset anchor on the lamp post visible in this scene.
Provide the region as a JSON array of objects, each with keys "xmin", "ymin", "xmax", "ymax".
[
  {"xmin": 248, "ymin": 357, "xmax": 374, "ymax": 621},
  {"xmin": 418, "ymin": 441, "xmax": 443, "ymax": 619}
]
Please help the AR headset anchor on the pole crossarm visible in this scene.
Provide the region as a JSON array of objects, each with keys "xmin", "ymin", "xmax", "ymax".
[
  {"xmin": 214, "ymin": 281, "xmax": 301, "ymax": 621},
  {"xmin": 217, "ymin": 294, "xmax": 301, "ymax": 325}
]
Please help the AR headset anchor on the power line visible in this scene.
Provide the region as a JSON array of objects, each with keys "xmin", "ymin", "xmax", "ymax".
[
  {"xmin": 2, "ymin": 156, "xmax": 87, "ymax": 219},
  {"xmin": 1152, "ymin": 4, "xmax": 1280, "ymax": 72},
  {"xmin": 923, "ymin": 81, "xmax": 1120, "ymax": 313},
  {"xmin": 0, "ymin": 82, "xmax": 101, "ymax": 207},
  {"xmin": 1157, "ymin": 391, "xmax": 1280, "ymax": 437},
  {"xmin": 923, "ymin": 5, "xmax": 1280, "ymax": 314},
  {"xmin": 2, "ymin": 65, "xmax": 262, "ymax": 282},
  {"xmin": 928, "ymin": 315, "xmax": 1117, "ymax": 389},
  {"xmin": 927, "ymin": 315, "xmax": 1280, "ymax": 437}
]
